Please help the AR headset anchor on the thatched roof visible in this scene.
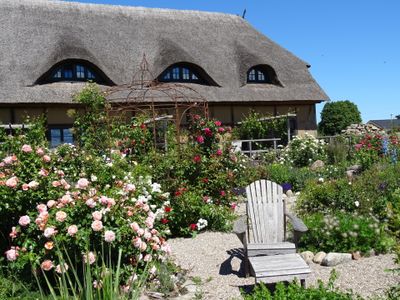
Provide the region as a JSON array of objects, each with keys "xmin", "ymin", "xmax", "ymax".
[{"xmin": 0, "ymin": 0, "xmax": 329, "ymax": 104}]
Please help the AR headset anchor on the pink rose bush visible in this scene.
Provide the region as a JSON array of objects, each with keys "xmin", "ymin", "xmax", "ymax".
[{"xmin": 0, "ymin": 142, "xmax": 171, "ymax": 289}]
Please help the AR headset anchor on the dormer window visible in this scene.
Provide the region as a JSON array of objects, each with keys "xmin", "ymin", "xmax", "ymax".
[
  {"xmin": 36, "ymin": 59, "xmax": 114, "ymax": 85},
  {"xmin": 158, "ymin": 62, "xmax": 219, "ymax": 86},
  {"xmin": 160, "ymin": 65, "xmax": 201, "ymax": 83},
  {"xmin": 246, "ymin": 65, "xmax": 282, "ymax": 86}
]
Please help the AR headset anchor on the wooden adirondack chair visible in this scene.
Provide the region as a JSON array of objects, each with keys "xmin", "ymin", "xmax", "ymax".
[{"xmin": 233, "ymin": 179, "xmax": 310, "ymax": 285}]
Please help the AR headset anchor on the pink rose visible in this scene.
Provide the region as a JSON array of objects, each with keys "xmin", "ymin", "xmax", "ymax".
[
  {"xmin": 86, "ymin": 198, "xmax": 96, "ymax": 208},
  {"xmin": 57, "ymin": 170, "xmax": 65, "ymax": 177},
  {"xmin": 100, "ymin": 196, "xmax": 109, "ymax": 205},
  {"xmin": 143, "ymin": 230, "xmax": 151, "ymax": 240},
  {"xmin": 204, "ymin": 127, "xmax": 213, "ymax": 137},
  {"xmin": 37, "ymin": 204, "xmax": 47, "ymax": 214},
  {"xmin": 52, "ymin": 181, "xmax": 61, "ymax": 187},
  {"xmin": 92, "ymin": 211, "xmax": 102, "ymax": 221},
  {"xmin": 83, "ymin": 251, "xmax": 96, "ymax": 265},
  {"xmin": 9, "ymin": 227, "xmax": 18, "ymax": 239},
  {"xmin": 39, "ymin": 169, "xmax": 49, "ymax": 177},
  {"xmin": 44, "ymin": 227, "xmax": 57, "ymax": 238},
  {"xmin": 55, "ymin": 211, "xmax": 67, "ymax": 222},
  {"xmin": 41, "ymin": 260, "xmax": 53, "ymax": 271},
  {"xmin": 67, "ymin": 225, "xmax": 78, "ymax": 236},
  {"xmin": 18, "ymin": 215, "xmax": 30, "ymax": 227},
  {"xmin": 55, "ymin": 263, "xmax": 69, "ymax": 274},
  {"xmin": 3, "ymin": 156, "xmax": 14, "ymax": 165},
  {"xmin": 214, "ymin": 120, "xmax": 222, "ymax": 126},
  {"xmin": 5, "ymin": 247, "xmax": 18, "ymax": 261},
  {"xmin": 218, "ymin": 127, "xmax": 225, "ymax": 133},
  {"xmin": 137, "ymin": 228, "xmax": 145, "ymax": 236},
  {"xmin": 196, "ymin": 136, "xmax": 204, "ymax": 144},
  {"xmin": 76, "ymin": 178, "xmax": 89, "ymax": 189},
  {"xmin": 47, "ymin": 200, "xmax": 56, "ymax": 208},
  {"xmin": 60, "ymin": 194, "xmax": 72, "ymax": 204},
  {"xmin": 216, "ymin": 149, "xmax": 223, "ymax": 156},
  {"xmin": 133, "ymin": 237, "xmax": 142, "ymax": 249},
  {"xmin": 152, "ymin": 244, "xmax": 160, "ymax": 251},
  {"xmin": 42, "ymin": 155, "xmax": 51, "ymax": 163},
  {"xmin": 28, "ymin": 181, "xmax": 39, "ymax": 189},
  {"xmin": 91, "ymin": 220, "xmax": 103, "ymax": 232},
  {"xmin": 107, "ymin": 198, "xmax": 116, "ymax": 207},
  {"xmin": 161, "ymin": 243, "xmax": 172, "ymax": 255},
  {"xmin": 130, "ymin": 222, "xmax": 140, "ymax": 232},
  {"xmin": 140, "ymin": 241, "xmax": 147, "ymax": 252},
  {"xmin": 145, "ymin": 217, "xmax": 154, "ymax": 229},
  {"xmin": 21, "ymin": 144, "xmax": 32, "ymax": 153},
  {"xmin": 143, "ymin": 254, "xmax": 152, "ymax": 262},
  {"xmin": 22, "ymin": 183, "xmax": 29, "ymax": 191},
  {"xmin": 6, "ymin": 176, "xmax": 18, "ymax": 188},
  {"xmin": 104, "ymin": 230, "xmax": 116, "ymax": 243},
  {"xmin": 124, "ymin": 183, "xmax": 136, "ymax": 192},
  {"xmin": 36, "ymin": 147, "xmax": 45, "ymax": 156}
]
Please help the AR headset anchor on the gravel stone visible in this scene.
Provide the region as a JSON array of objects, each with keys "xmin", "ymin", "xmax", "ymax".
[{"xmin": 169, "ymin": 232, "xmax": 400, "ymax": 299}]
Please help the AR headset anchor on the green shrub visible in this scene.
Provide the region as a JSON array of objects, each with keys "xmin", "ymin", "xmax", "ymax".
[
  {"xmin": 244, "ymin": 271, "xmax": 363, "ymax": 300},
  {"xmin": 280, "ymin": 134, "xmax": 327, "ymax": 167},
  {"xmin": 299, "ymin": 212, "xmax": 395, "ymax": 254}
]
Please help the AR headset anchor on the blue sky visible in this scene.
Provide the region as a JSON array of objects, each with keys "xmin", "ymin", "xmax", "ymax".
[{"xmin": 64, "ymin": 0, "xmax": 400, "ymax": 122}]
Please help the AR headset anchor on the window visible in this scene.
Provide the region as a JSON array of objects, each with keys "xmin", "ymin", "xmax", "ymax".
[
  {"xmin": 247, "ymin": 67, "xmax": 270, "ymax": 83},
  {"xmin": 48, "ymin": 127, "xmax": 74, "ymax": 148},
  {"xmin": 158, "ymin": 62, "xmax": 220, "ymax": 86},
  {"xmin": 36, "ymin": 59, "xmax": 114, "ymax": 85},
  {"xmin": 246, "ymin": 65, "xmax": 282, "ymax": 85}
]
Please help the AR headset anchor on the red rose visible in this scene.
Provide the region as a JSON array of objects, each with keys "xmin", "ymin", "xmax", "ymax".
[
  {"xmin": 189, "ymin": 223, "xmax": 197, "ymax": 231},
  {"xmin": 214, "ymin": 121, "xmax": 222, "ymax": 126},
  {"xmin": 204, "ymin": 128, "xmax": 213, "ymax": 137},
  {"xmin": 161, "ymin": 218, "xmax": 169, "ymax": 224},
  {"xmin": 193, "ymin": 155, "xmax": 202, "ymax": 163},
  {"xmin": 164, "ymin": 206, "xmax": 172, "ymax": 213},
  {"xmin": 220, "ymin": 190, "xmax": 226, "ymax": 197}
]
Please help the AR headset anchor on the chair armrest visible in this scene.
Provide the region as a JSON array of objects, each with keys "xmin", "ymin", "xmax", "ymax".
[
  {"xmin": 285, "ymin": 212, "xmax": 308, "ymax": 233},
  {"xmin": 233, "ymin": 215, "xmax": 247, "ymax": 245}
]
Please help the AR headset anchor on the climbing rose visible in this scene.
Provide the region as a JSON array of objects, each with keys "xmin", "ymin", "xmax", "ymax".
[
  {"xmin": 104, "ymin": 230, "xmax": 116, "ymax": 243},
  {"xmin": 5, "ymin": 248, "xmax": 18, "ymax": 261},
  {"xmin": 91, "ymin": 220, "xmax": 103, "ymax": 232},
  {"xmin": 41, "ymin": 260, "xmax": 53, "ymax": 271},
  {"xmin": 18, "ymin": 215, "xmax": 30, "ymax": 227},
  {"xmin": 76, "ymin": 178, "xmax": 89, "ymax": 189},
  {"xmin": 21, "ymin": 144, "xmax": 32, "ymax": 153},
  {"xmin": 67, "ymin": 225, "xmax": 78, "ymax": 236}
]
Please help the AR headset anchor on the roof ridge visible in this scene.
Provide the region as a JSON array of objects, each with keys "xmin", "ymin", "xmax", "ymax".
[{"xmin": 5, "ymin": 0, "xmax": 245, "ymax": 22}]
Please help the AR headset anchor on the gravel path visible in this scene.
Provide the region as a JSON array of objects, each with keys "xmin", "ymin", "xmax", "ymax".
[{"xmin": 169, "ymin": 232, "xmax": 400, "ymax": 300}]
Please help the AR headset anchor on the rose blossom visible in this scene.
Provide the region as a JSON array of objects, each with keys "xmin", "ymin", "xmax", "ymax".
[
  {"xmin": 28, "ymin": 180, "xmax": 39, "ymax": 189},
  {"xmin": 145, "ymin": 217, "xmax": 154, "ymax": 229},
  {"xmin": 137, "ymin": 228, "xmax": 145, "ymax": 236},
  {"xmin": 6, "ymin": 176, "xmax": 18, "ymax": 188},
  {"xmin": 52, "ymin": 180, "xmax": 61, "ymax": 187},
  {"xmin": 85, "ymin": 198, "xmax": 96, "ymax": 208},
  {"xmin": 18, "ymin": 215, "xmax": 30, "ymax": 227},
  {"xmin": 152, "ymin": 244, "xmax": 160, "ymax": 251},
  {"xmin": 92, "ymin": 211, "xmax": 102, "ymax": 221},
  {"xmin": 5, "ymin": 247, "xmax": 18, "ymax": 261},
  {"xmin": 44, "ymin": 227, "xmax": 57, "ymax": 238},
  {"xmin": 60, "ymin": 194, "xmax": 72, "ymax": 204},
  {"xmin": 130, "ymin": 222, "xmax": 140, "ymax": 232},
  {"xmin": 67, "ymin": 225, "xmax": 78, "ymax": 236},
  {"xmin": 55, "ymin": 263, "xmax": 69, "ymax": 274},
  {"xmin": 143, "ymin": 254, "xmax": 152, "ymax": 262},
  {"xmin": 47, "ymin": 200, "xmax": 56, "ymax": 208},
  {"xmin": 9, "ymin": 227, "xmax": 18, "ymax": 239},
  {"xmin": 39, "ymin": 168, "xmax": 49, "ymax": 177},
  {"xmin": 76, "ymin": 178, "xmax": 89, "ymax": 189},
  {"xmin": 104, "ymin": 230, "xmax": 116, "ymax": 243},
  {"xmin": 55, "ymin": 211, "xmax": 67, "ymax": 222},
  {"xmin": 83, "ymin": 251, "xmax": 96, "ymax": 265},
  {"xmin": 133, "ymin": 237, "xmax": 142, "ymax": 249},
  {"xmin": 143, "ymin": 230, "xmax": 152, "ymax": 240},
  {"xmin": 21, "ymin": 144, "xmax": 32, "ymax": 153},
  {"xmin": 196, "ymin": 136, "xmax": 204, "ymax": 144},
  {"xmin": 91, "ymin": 220, "xmax": 103, "ymax": 232},
  {"xmin": 42, "ymin": 155, "xmax": 51, "ymax": 163},
  {"xmin": 41, "ymin": 260, "xmax": 53, "ymax": 271},
  {"xmin": 124, "ymin": 183, "xmax": 135, "ymax": 192},
  {"xmin": 216, "ymin": 149, "xmax": 223, "ymax": 156},
  {"xmin": 36, "ymin": 147, "xmax": 45, "ymax": 156},
  {"xmin": 37, "ymin": 204, "xmax": 47, "ymax": 214},
  {"xmin": 204, "ymin": 127, "xmax": 213, "ymax": 137},
  {"xmin": 3, "ymin": 156, "xmax": 14, "ymax": 165},
  {"xmin": 44, "ymin": 241, "xmax": 54, "ymax": 250},
  {"xmin": 139, "ymin": 241, "xmax": 147, "ymax": 252},
  {"xmin": 22, "ymin": 183, "xmax": 29, "ymax": 191}
]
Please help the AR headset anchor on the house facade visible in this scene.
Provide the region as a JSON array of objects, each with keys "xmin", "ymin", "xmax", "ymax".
[{"xmin": 0, "ymin": 0, "xmax": 329, "ymax": 145}]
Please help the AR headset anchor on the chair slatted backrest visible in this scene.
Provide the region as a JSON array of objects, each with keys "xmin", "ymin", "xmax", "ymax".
[{"xmin": 246, "ymin": 180, "xmax": 284, "ymax": 244}]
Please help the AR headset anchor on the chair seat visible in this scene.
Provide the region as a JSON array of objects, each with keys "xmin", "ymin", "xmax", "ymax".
[
  {"xmin": 249, "ymin": 253, "xmax": 311, "ymax": 284},
  {"xmin": 247, "ymin": 242, "xmax": 296, "ymax": 257}
]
